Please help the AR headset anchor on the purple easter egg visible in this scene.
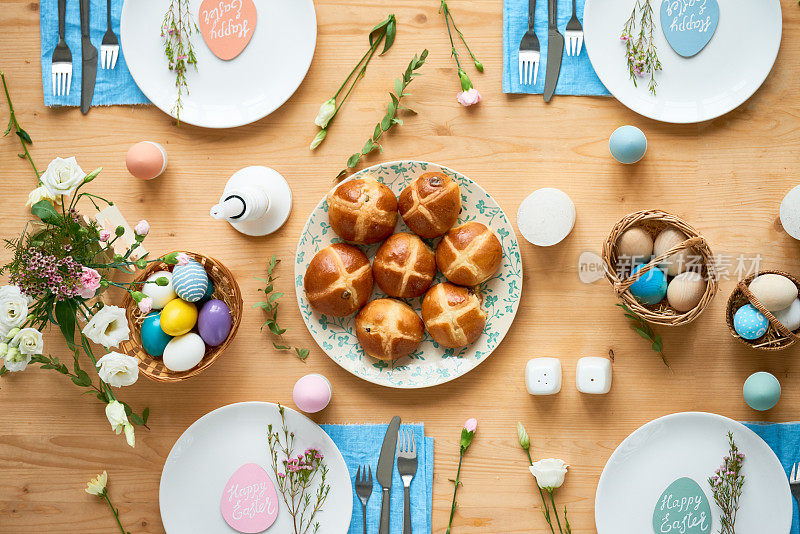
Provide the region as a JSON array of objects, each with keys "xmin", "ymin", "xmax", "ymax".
[{"xmin": 197, "ymin": 299, "xmax": 232, "ymax": 347}]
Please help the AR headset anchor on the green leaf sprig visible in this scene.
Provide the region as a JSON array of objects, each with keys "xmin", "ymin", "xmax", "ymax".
[
  {"xmin": 617, "ymin": 303, "xmax": 667, "ymax": 366},
  {"xmin": 338, "ymin": 49, "xmax": 428, "ymax": 178},
  {"xmin": 1, "ymin": 71, "xmax": 40, "ymax": 181},
  {"xmin": 255, "ymin": 255, "xmax": 310, "ymax": 360},
  {"xmin": 310, "ymin": 14, "xmax": 397, "ymax": 150}
]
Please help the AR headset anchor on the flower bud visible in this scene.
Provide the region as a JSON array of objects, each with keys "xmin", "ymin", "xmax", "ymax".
[
  {"xmin": 155, "ymin": 277, "xmax": 169, "ymax": 286},
  {"xmin": 314, "ymin": 98, "xmax": 336, "ymax": 128},
  {"xmin": 136, "ymin": 259, "xmax": 147, "ymax": 269},
  {"xmin": 130, "ymin": 291, "xmax": 146, "ymax": 303},
  {"xmin": 310, "ymin": 129, "xmax": 327, "ymax": 150},
  {"xmin": 5, "ymin": 327, "xmax": 21, "ymax": 341},
  {"xmin": 517, "ymin": 422, "xmax": 530, "ymax": 450},
  {"xmin": 115, "ymin": 225, "xmax": 125, "ymax": 237},
  {"xmin": 474, "ymin": 59, "xmax": 484, "ymax": 72},
  {"xmin": 0, "ymin": 342, "xmax": 7, "ymax": 358},
  {"xmin": 458, "ymin": 69, "xmax": 473, "ymax": 92},
  {"xmin": 83, "ymin": 167, "xmax": 102, "ymax": 183}
]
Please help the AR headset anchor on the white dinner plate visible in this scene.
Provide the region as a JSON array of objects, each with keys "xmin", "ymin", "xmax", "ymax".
[
  {"xmin": 584, "ymin": 0, "xmax": 782, "ymax": 123},
  {"xmin": 294, "ymin": 161, "xmax": 523, "ymax": 389},
  {"xmin": 121, "ymin": 0, "xmax": 316, "ymax": 128},
  {"xmin": 595, "ymin": 412, "xmax": 791, "ymax": 534},
  {"xmin": 159, "ymin": 402, "xmax": 352, "ymax": 533}
]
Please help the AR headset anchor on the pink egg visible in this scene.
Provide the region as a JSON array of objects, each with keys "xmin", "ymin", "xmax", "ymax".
[
  {"xmin": 126, "ymin": 141, "xmax": 167, "ymax": 180},
  {"xmin": 292, "ymin": 374, "xmax": 332, "ymax": 413}
]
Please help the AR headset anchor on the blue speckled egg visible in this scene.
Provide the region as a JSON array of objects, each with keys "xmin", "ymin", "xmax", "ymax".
[
  {"xmin": 733, "ymin": 304, "xmax": 769, "ymax": 340},
  {"xmin": 140, "ymin": 311, "xmax": 172, "ymax": 357},
  {"xmin": 743, "ymin": 371, "xmax": 781, "ymax": 411},
  {"xmin": 609, "ymin": 125, "xmax": 647, "ymax": 164},
  {"xmin": 629, "ymin": 264, "xmax": 667, "ymax": 305},
  {"xmin": 172, "ymin": 259, "xmax": 210, "ymax": 303}
]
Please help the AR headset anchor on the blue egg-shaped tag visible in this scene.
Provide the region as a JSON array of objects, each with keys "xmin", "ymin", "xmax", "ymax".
[
  {"xmin": 733, "ymin": 304, "xmax": 769, "ymax": 340},
  {"xmin": 141, "ymin": 311, "xmax": 173, "ymax": 357},
  {"xmin": 630, "ymin": 264, "xmax": 667, "ymax": 305},
  {"xmin": 660, "ymin": 0, "xmax": 720, "ymax": 58},
  {"xmin": 172, "ymin": 259, "xmax": 210, "ymax": 303}
]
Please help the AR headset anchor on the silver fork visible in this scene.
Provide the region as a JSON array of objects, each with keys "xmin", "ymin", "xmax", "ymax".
[
  {"xmin": 354, "ymin": 465, "xmax": 373, "ymax": 534},
  {"xmin": 565, "ymin": 0, "xmax": 584, "ymax": 56},
  {"xmin": 51, "ymin": 0, "xmax": 73, "ymax": 96},
  {"xmin": 397, "ymin": 428, "xmax": 417, "ymax": 534},
  {"xmin": 101, "ymin": 0, "xmax": 119, "ymax": 69},
  {"xmin": 790, "ymin": 463, "xmax": 800, "ymax": 510},
  {"xmin": 518, "ymin": 0, "xmax": 540, "ymax": 85}
]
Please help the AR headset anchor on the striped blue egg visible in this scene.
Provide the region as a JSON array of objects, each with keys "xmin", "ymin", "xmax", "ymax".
[{"xmin": 172, "ymin": 259, "xmax": 210, "ymax": 303}]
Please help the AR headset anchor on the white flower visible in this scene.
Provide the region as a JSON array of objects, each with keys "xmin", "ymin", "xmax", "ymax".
[
  {"xmin": 124, "ymin": 423, "xmax": 136, "ymax": 447},
  {"xmin": 457, "ymin": 88, "xmax": 482, "ymax": 107},
  {"xmin": 0, "ymin": 285, "xmax": 29, "ymax": 338},
  {"xmin": 40, "ymin": 156, "xmax": 86, "ymax": 197},
  {"xmin": 81, "ymin": 305, "xmax": 130, "ymax": 348},
  {"xmin": 96, "ymin": 352, "xmax": 140, "ymax": 387},
  {"xmin": 10, "ymin": 328, "xmax": 43, "ymax": 355},
  {"xmin": 26, "ymin": 186, "xmax": 59, "ymax": 207},
  {"xmin": 106, "ymin": 401, "xmax": 136, "ymax": 448},
  {"xmin": 85, "ymin": 471, "xmax": 108, "ymax": 496},
  {"xmin": 529, "ymin": 459, "xmax": 569, "ymax": 490},
  {"xmin": 3, "ymin": 347, "xmax": 31, "ymax": 372},
  {"xmin": 314, "ymin": 98, "xmax": 336, "ymax": 128},
  {"xmin": 134, "ymin": 220, "xmax": 150, "ymax": 236}
]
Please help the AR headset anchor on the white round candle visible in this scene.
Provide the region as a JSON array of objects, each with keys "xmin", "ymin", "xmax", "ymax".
[
  {"xmin": 517, "ymin": 188, "xmax": 576, "ymax": 246},
  {"xmin": 780, "ymin": 184, "xmax": 800, "ymax": 240}
]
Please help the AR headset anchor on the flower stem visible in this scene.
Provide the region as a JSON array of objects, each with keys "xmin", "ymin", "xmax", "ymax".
[
  {"xmin": 446, "ymin": 449, "xmax": 465, "ymax": 533},
  {"xmin": 441, "ymin": 2, "xmax": 462, "ymax": 70},
  {"xmin": 548, "ymin": 490, "xmax": 564, "ymax": 534},
  {"xmin": 526, "ymin": 450, "xmax": 556, "ymax": 534},
  {"xmin": 1, "ymin": 71, "xmax": 41, "ymax": 181},
  {"xmin": 102, "ymin": 492, "xmax": 129, "ymax": 534}
]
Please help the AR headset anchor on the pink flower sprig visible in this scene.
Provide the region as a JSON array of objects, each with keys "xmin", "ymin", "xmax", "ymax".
[
  {"xmin": 439, "ymin": 0, "xmax": 483, "ymax": 106},
  {"xmin": 446, "ymin": 418, "xmax": 478, "ymax": 533},
  {"xmin": 708, "ymin": 432, "xmax": 745, "ymax": 534},
  {"xmin": 620, "ymin": 0, "xmax": 662, "ymax": 94},
  {"xmin": 161, "ymin": 0, "xmax": 198, "ymax": 123}
]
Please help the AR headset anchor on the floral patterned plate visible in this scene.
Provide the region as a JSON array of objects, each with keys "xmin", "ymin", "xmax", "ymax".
[{"xmin": 294, "ymin": 161, "xmax": 523, "ymax": 388}]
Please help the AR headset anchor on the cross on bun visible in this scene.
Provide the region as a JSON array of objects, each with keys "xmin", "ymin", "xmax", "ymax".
[
  {"xmin": 421, "ymin": 283, "xmax": 486, "ymax": 348},
  {"xmin": 304, "ymin": 243, "xmax": 374, "ymax": 317},
  {"xmin": 398, "ymin": 171, "xmax": 461, "ymax": 238},
  {"xmin": 355, "ymin": 298, "xmax": 425, "ymax": 360},
  {"xmin": 327, "ymin": 175, "xmax": 398, "ymax": 244},
  {"xmin": 436, "ymin": 222, "xmax": 503, "ymax": 286},
  {"xmin": 373, "ymin": 233, "xmax": 437, "ymax": 299}
]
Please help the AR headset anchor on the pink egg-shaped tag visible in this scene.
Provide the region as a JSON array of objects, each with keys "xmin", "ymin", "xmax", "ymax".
[
  {"xmin": 198, "ymin": 0, "xmax": 257, "ymax": 61},
  {"xmin": 220, "ymin": 463, "xmax": 279, "ymax": 533}
]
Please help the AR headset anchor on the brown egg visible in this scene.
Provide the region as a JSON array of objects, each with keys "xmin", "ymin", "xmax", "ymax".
[{"xmin": 126, "ymin": 142, "xmax": 167, "ymax": 180}]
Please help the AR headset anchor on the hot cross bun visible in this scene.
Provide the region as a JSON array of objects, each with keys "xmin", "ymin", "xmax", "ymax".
[
  {"xmin": 436, "ymin": 222, "xmax": 502, "ymax": 286},
  {"xmin": 327, "ymin": 175, "xmax": 398, "ymax": 244},
  {"xmin": 421, "ymin": 283, "xmax": 486, "ymax": 348},
  {"xmin": 373, "ymin": 233, "xmax": 437, "ymax": 298},
  {"xmin": 398, "ymin": 172, "xmax": 461, "ymax": 238},
  {"xmin": 355, "ymin": 299, "xmax": 424, "ymax": 360},
  {"xmin": 304, "ymin": 243, "xmax": 374, "ymax": 317}
]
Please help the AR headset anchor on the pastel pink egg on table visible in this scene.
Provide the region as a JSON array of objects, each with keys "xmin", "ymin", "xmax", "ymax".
[
  {"xmin": 126, "ymin": 141, "xmax": 167, "ymax": 180},
  {"xmin": 293, "ymin": 374, "xmax": 332, "ymax": 413}
]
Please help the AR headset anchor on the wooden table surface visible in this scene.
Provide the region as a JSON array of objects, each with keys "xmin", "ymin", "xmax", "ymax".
[{"xmin": 1, "ymin": 1, "xmax": 799, "ymax": 532}]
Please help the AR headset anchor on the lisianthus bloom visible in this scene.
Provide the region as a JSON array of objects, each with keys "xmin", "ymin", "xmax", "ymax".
[
  {"xmin": 314, "ymin": 98, "xmax": 336, "ymax": 128},
  {"xmin": 40, "ymin": 156, "xmax": 86, "ymax": 197},
  {"xmin": 77, "ymin": 267, "xmax": 102, "ymax": 300},
  {"xmin": 96, "ymin": 352, "xmax": 140, "ymax": 387},
  {"xmin": 457, "ymin": 88, "xmax": 482, "ymax": 107},
  {"xmin": 530, "ymin": 458, "xmax": 569, "ymax": 490},
  {"xmin": 82, "ymin": 305, "xmax": 130, "ymax": 348},
  {"xmin": 137, "ymin": 297, "xmax": 153, "ymax": 315},
  {"xmin": 0, "ymin": 285, "xmax": 29, "ymax": 338},
  {"xmin": 134, "ymin": 220, "xmax": 150, "ymax": 237},
  {"xmin": 85, "ymin": 471, "xmax": 108, "ymax": 496},
  {"xmin": 3, "ymin": 346, "xmax": 31, "ymax": 372},
  {"xmin": 26, "ymin": 185, "xmax": 59, "ymax": 208},
  {"xmin": 10, "ymin": 327, "xmax": 43, "ymax": 355},
  {"xmin": 105, "ymin": 400, "xmax": 135, "ymax": 447}
]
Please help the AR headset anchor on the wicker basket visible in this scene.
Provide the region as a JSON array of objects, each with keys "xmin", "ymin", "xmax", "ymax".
[
  {"xmin": 725, "ymin": 270, "xmax": 800, "ymax": 351},
  {"xmin": 119, "ymin": 252, "xmax": 243, "ymax": 382},
  {"xmin": 602, "ymin": 210, "xmax": 718, "ymax": 326}
]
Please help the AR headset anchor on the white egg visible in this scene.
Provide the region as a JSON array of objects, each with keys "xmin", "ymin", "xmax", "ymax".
[
  {"xmin": 749, "ymin": 274, "xmax": 798, "ymax": 312},
  {"xmin": 142, "ymin": 270, "xmax": 177, "ymax": 309},
  {"xmin": 163, "ymin": 333, "xmax": 206, "ymax": 372},
  {"xmin": 617, "ymin": 227, "xmax": 653, "ymax": 263},
  {"xmin": 667, "ymin": 271, "xmax": 706, "ymax": 312},
  {"xmin": 774, "ymin": 298, "xmax": 800, "ymax": 332},
  {"xmin": 654, "ymin": 228, "xmax": 693, "ymax": 276}
]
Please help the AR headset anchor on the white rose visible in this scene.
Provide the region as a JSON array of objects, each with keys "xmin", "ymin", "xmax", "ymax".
[
  {"xmin": 3, "ymin": 347, "xmax": 31, "ymax": 372},
  {"xmin": 0, "ymin": 285, "xmax": 29, "ymax": 338},
  {"xmin": 529, "ymin": 458, "xmax": 569, "ymax": 490},
  {"xmin": 41, "ymin": 156, "xmax": 86, "ymax": 197},
  {"xmin": 105, "ymin": 401, "xmax": 135, "ymax": 448},
  {"xmin": 26, "ymin": 186, "xmax": 59, "ymax": 207},
  {"xmin": 81, "ymin": 305, "xmax": 129, "ymax": 348},
  {"xmin": 96, "ymin": 351, "xmax": 139, "ymax": 387},
  {"xmin": 10, "ymin": 328, "xmax": 43, "ymax": 355}
]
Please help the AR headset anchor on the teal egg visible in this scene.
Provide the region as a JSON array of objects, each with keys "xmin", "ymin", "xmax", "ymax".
[
  {"xmin": 140, "ymin": 311, "xmax": 173, "ymax": 357},
  {"xmin": 172, "ymin": 259, "xmax": 209, "ymax": 303},
  {"xmin": 629, "ymin": 264, "xmax": 667, "ymax": 305},
  {"xmin": 199, "ymin": 280, "xmax": 215, "ymax": 302},
  {"xmin": 743, "ymin": 371, "xmax": 781, "ymax": 411},
  {"xmin": 733, "ymin": 304, "xmax": 769, "ymax": 340},
  {"xmin": 609, "ymin": 125, "xmax": 647, "ymax": 164}
]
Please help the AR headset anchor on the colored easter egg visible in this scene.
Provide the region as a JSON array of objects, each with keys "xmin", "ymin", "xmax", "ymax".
[
  {"xmin": 220, "ymin": 463, "xmax": 279, "ymax": 533},
  {"xmin": 749, "ymin": 274, "xmax": 798, "ymax": 312},
  {"xmin": 126, "ymin": 141, "xmax": 167, "ymax": 180},
  {"xmin": 617, "ymin": 227, "xmax": 653, "ymax": 264},
  {"xmin": 774, "ymin": 298, "xmax": 800, "ymax": 332},
  {"xmin": 160, "ymin": 299, "xmax": 198, "ymax": 336},
  {"xmin": 667, "ymin": 271, "xmax": 706, "ymax": 312},
  {"xmin": 654, "ymin": 228, "xmax": 693, "ymax": 276},
  {"xmin": 293, "ymin": 374, "xmax": 332, "ymax": 414},
  {"xmin": 733, "ymin": 304, "xmax": 769, "ymax": 340},
  {"xmin": 198, "ymin": 299, "xmax": 232, "ymax": 347},
  {"xmin": 743, "ymin": 372, "xmax": 781, "ymax": 411},
  {"xmin": 172, "ymin": 259, "xmax": 210, "ymax": 303},
  {"xmin": 629, "ymin": 264, "xmax": 667, "ymax": 305},
  {"xmin": 609, "ymin": 125, "xmax": 647, "ymax": 164},
  {"xmin": 140, "ymin": 311, "xmax": 172, "ymax": 357},
  {"xmin": 163, "ymin": 332, "xmax": 206, "ymax": 372},
  {"xmin": 142, "ymin": 270, "xmax": 177, "ymax": 310},
  {"xmin": 199, "ymin": 280, "xmax": 215, "ymax": 302}
]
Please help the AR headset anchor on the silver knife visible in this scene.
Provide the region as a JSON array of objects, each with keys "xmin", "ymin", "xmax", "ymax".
[
  {"xmin": 79, "ymin": 0, "xmax": 97, "ymax": 114},
  {"xmin": 543, "ymin": 0, "xmax": 564, "ymax": 102},
  {"xmin": 377, "ymin": 416, "xmax": 401, "ymax": 534}
]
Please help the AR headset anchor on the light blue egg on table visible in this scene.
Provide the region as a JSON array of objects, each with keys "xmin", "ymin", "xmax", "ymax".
[
  {"xmin": 629, "ymin": 264, "xmax": 667, "ymax": 305},
  {"xmin": 140, "ymin": 311, "xmax": 172, "ymax": 357},
  {"xmin": 733, "ymin": 304, "xmax": 769, "ymax": 340},
  {"xmin": 609, "ymin": 125, "xmax": 647, "ymax": 164},
  {"xmin": 172, "ymin": 259, "xmax": 210, "ymax": 303},
  {"xmin": 743, "ymin": 371, "xmax": 781, "ymax": 411}
]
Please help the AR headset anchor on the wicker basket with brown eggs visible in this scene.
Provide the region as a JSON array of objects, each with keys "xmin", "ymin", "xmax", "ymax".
[{"xmin": 303, "ymin": 173, "xmax": 504, "ymax": 361}]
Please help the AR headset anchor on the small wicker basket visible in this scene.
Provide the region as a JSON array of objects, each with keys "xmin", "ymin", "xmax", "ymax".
[
  {"xmin": 119, "ymin": 252, "xmax": 243, "ymax": 382},
  {"xmin": 602, "ymin": 210, "xmax": 718, "ymax": 326},
  {"xmin": 725, "ymin": 270, "xmax": 800, "ymax": 351}
]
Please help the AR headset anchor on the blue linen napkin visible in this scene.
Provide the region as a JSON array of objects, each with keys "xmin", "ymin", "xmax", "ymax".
[
  {"xmin": 743, "ymin": 422, "xmax": 800, "ymax": 533},
  {"xmin": 322, "ymin": 423, "xmax": 434, "ymax": 534},
  {"xmin": 40, "ymin": 0, "xmax": 149, "ymax": 107},
  {"xmin": 502, "ymin": 0, "xmax": 610, "ymax": 95}
]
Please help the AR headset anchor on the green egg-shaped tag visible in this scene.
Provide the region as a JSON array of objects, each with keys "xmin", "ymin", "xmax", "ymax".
[{"xmin": 652, "ymin": 477, "xmax": 712, "ymax": 533}]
